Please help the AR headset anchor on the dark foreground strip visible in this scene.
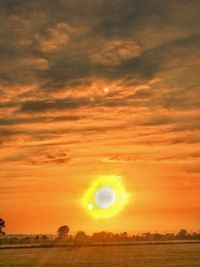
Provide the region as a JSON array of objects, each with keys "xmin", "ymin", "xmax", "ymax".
[{"xmin": 1, "ymin": 241, "xmax": 200, "ymax": 250}]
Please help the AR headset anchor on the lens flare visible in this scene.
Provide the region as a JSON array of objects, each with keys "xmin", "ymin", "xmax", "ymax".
[{"xmin": 82, "ymin": 176, "xmax": 129, "ymax": 218}]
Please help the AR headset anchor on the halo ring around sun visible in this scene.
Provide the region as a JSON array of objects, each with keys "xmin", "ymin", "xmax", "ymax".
[{"xmin": 82, "ymin": 176, "xmax": 129, "ymax": 218}]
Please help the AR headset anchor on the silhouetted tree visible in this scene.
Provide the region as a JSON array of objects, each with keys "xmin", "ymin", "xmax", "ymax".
[
  {"xmin": 164, "ymin": 233, "xmax": 175, "ymax": 240},
  {"xmin": 0, "ymin": 218, "xmax": 5, "ymax": 235},
  {"xmin": 22, "ymin": 237, "xmax": 31, "ymax": 243},
  {"xmin": 142, "ymin": 232, "xmax": 152, "ymax": 241},
  {"xmin": 34, "ymin": 235, "xmax": 40, "ymax": 241},
  {"xmin": 74, "ymin": 231, "xmax": 90, "ymax": 245},
  {"xmin": 56, "ymin": 225, "xmax": 70, "ymax": 242},
  {"xmin": 191, "ymin": 232, "xmax": 200, "ymax": 240},
  {"xmin": 91, "ymin": 231, "xmax": 109, "ymax": 242},
  {"xmin": 120, "ymin": 232, "xmax": 128, "ymax": 241},
  {"xmin": 152, "ymin": 233, "xmax": 162, "ymax": 241},
  {"xmin": 41, "ymin": 235, "xmax": 49, "ymax": 241},
  {"xmin": 177, "ymin": 229, "xmax": 188, "ymax": 239}
]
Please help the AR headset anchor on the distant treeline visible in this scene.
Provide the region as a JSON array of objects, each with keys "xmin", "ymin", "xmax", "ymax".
[{"xmin": 1, "ymin": 229, "xmax": 200, "ymax": 246}]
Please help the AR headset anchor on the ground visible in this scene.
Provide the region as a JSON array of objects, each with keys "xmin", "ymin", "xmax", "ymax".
[{"xmin": 0, "ymin": 243, "xmax": 200, "ymax": 267}]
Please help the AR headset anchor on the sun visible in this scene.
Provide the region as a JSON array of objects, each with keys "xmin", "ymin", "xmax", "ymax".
[{"xmin": 82, "ymin": 176, "xmax": 129, "ymax": 218}]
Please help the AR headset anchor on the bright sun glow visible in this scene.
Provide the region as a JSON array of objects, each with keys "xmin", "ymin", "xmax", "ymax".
[
  {"xmin": 82, "ymin": 176, "xmax": 129, "ymax": 218},
  {"xmin": 103, "ymin": 87, "xmax": 109, "ymax": 93}
]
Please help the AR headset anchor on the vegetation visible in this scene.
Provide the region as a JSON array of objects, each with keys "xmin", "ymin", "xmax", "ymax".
[
  {"xmin": 0, "ymin": 220, "xmax": 199, "ymax": 266},
  {"xmin": 0, "ymin": 223, "xmax": 200, "ymax": 247},
  {"xmin": 0, "ymin": 218, "xmax": 5, "ymax": 235},
  {"xmin": 0, "ymin": 219, "xmax": 199, "ymax": 247},
  {"xmin": 55, "ymin": 225, "xmax": 70, "ymax": 243}
]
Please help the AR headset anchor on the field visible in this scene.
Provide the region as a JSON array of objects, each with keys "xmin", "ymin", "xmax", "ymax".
[{"xmin": 0, "ymin": 243, "xmax": 200, "ymax": 267}]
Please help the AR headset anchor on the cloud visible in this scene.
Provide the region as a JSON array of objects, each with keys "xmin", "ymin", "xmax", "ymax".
[
  {"xmin": 28, "ymin": 151, "xmax": 71, "ymax": 165},
  {"xmin": 0, "ymin": 115, "xmax": 83, "ymax": 126},
  {"xmin": 101, "ymin": 150, "xmax": 200, "ymax": 163},
  {"xmin": 38, "ymin": 22, "xmax": 75, "ymax": 52},
  {"xmin": 0, "ymin": 0, "xmax": 199, "ymax": 93},
  {"xmin": 21, "ymin": 57, "xmax": 49, "ymax": 70},
  {"xmin": 0, "ymin": 0, "xmax": 199, "ymax": 179},
  {"xmin": 19, "ymin": 98, "xmax": 89, "ymax": 113},
  {"xmin": 90, "ymin": 39, "xmax": 141, "ymax": 66},
  {"xmin": 186, "ymin": 166, "xmax": 200, "ymax": 174}
]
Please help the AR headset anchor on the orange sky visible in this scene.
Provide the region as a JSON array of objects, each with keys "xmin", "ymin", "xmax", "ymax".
[{"xmin": 0, "ymin": 0, "xmax": 200, "ymax": 234}]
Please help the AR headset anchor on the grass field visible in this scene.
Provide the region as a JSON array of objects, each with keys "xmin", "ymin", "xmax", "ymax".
[{"xmin": 0, "ymin": 243, "xmax": 200, "ymax": 267}]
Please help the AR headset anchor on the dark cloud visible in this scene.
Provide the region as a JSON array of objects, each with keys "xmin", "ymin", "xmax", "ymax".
[
  {"xmin": 19, "ymin": 98, "xmax": 90, "ymax": 113},
  {"xmin": 19, "ymin": 95, "xmax": 145, "ymax": 113},
  {"xmin": 0, "ymin": 115, "xmax": 83, "ymax": 126},
  {"xmin": 0, "ymin": 0, "xmax": 199, "ymax": 90}
]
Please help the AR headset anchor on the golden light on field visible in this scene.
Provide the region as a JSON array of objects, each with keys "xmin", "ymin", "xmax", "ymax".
[{"xmin": 82, "ymin": 176, "xmax": 129, "ymax": 219}]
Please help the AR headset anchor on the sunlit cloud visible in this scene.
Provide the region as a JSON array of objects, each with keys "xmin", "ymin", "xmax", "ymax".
[
  {"xmin": 90, "ymin": 39, "xmax": 141, "ymax": 66},
  {"xmin": 38, "ymin": 22, "xmax": 75, "ymax": 52}
]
